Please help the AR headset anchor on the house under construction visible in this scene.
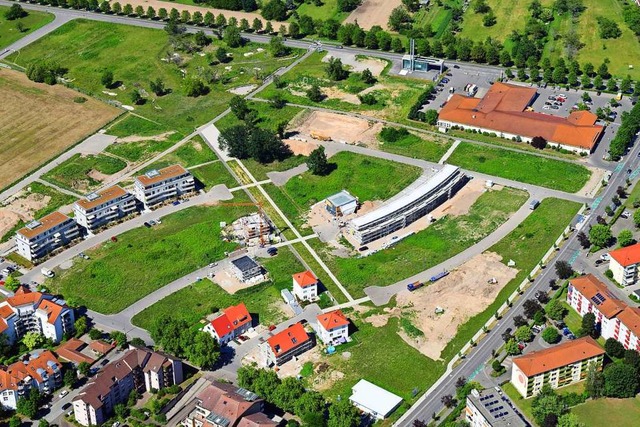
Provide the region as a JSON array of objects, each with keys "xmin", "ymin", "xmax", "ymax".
[{"xmin": 233, "ymin": 212, "xmax": 271, "ymax": 242}]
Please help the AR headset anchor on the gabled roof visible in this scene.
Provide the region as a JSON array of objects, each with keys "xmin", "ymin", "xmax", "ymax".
[
  {"xmin": 237, "ymin": 412, "xmax": 278, "ymax": 427},
  {"xmin": 317, "ymin": 310, "xmax": 349, "ymax": 331},
  {"xmin": 56, "ymin": 338, "xmax": 95, "ymax": 365},
  {"xmin": 6, "ymin": 288, "xmax": 43, "ymax": 308},
  {"xmin": 266, "ymin": 323, "xmax": 310, "ymax": 355},
  {"xmin": 37, "ymin": 299, "xmax": 65, "ymax": 323},
  {"xmin": 89, "ymin": 340, "xmax": 113, "ymax": 354},
  {"xmin": 569, "ymin": 274, "xmax": 625, "ymax": 318},
  {"xmin": 195, "ymin": 382, "xmax": 262, "ymax": 427},
  {"xmin": 513, "ymin": 337, "xmax": 604, "ymax": 377},
  {"xmin": 617, "ymin": 306, "xmax": 640, "ymax": 339},
  {"xmin": 609, "ymin": 243, "xmax": 640, "ymax": 267},
  {"xmin": 210, "ymin": 303, "xmax": 252, "ymax": 338},
  {"xmin": 293, "ymin": 271, "xmax": 317, "ymax": 288}
]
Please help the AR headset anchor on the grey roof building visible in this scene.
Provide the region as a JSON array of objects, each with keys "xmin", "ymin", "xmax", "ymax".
[{"xmin": 465, "ymin": 388, "xmax": 529, "ymax": 427}]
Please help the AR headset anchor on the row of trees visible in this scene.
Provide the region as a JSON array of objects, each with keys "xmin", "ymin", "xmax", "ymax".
[
  {"xmin": 151, "ymin": 317, "xmax": 220, "ymax": 369},
  {"xmin": 609, "ymin": 99, "xmax": 640, "ymax": 158}
]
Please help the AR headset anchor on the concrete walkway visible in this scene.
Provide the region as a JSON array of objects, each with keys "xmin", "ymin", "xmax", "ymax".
[{"xmin": 439, "ymin": 139, "xmax": 461, "ymax": 164}]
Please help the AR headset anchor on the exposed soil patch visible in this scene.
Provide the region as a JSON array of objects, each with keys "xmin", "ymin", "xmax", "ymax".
[
  {"xmin": 343, "ymin": 0, "xmax": 403, "ymax": 30},
  {"xmin": 290, "ymin": 110, "xmax": 383, "ymax": 148},
  {"xmin": 322, "ymin": 52, "xmax": 387, "ymax": 76},
  {"xmin": 284, "ymin": 138, "xmax": 319, "ymax": 156},
  {"xmin": 116, "ymin": 131, "xmax": 175, "ymax": 143},
  {"xmin": 228, "ymin": 84, "xmax": 257, "ymax": 95}
]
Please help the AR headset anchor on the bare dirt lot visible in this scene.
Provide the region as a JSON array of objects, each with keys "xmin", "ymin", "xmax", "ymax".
[
  {"xmin": 364, "ymin": 252, "xmax": 518, "ymax": 360},
  {"xmin": 321, "ymin": 52, "xmax": 387, "ymax": 76},
  {"xmin": 343, "ymin": 0, "xmax": 402, "ymax": 30},
  {"xmin": 0, "ymin": 191, "xmax": 50, "ymax": 240},
  {"xmin": 290, "ymin": 111, "xmax": 383, "ymax": 147},
  {"xmin": 0, "ymin": 69, "xmax": 120, "ymax": 190},
  {"xmin": 284, "ymin": 138, "xmax": 319, "ymax": 156}
]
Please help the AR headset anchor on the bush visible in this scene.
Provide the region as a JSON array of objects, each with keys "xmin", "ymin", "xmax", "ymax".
[
  {"xmin": 358, "ymin": 93, "xmax": 377, "ymax": 105},
  {"xmin": 379, "ymin": 127, "xmax": 409, "ymax": 143},
  {"xmin": 542, "ymin": 327, "xmax": 561, "ymax": 344}
]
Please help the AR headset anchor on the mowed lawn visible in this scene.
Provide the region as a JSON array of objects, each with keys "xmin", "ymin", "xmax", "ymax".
[
  {"xmin": 49, "ymin": 203, "xmax": 254, "ymax": 313},
  {"xmin": 447, "ymin": 143, "xmax": 591, "ymax": 193},
  {"xmin": 0, "ymin": 69, "xmax": 120, "ymax": 191},
  {"xmin": 379, "ymin": 131, "xmax": 452, "ymax": 163},
  {"xmin": 572, "ymin": 397, "xmax": 640, "ymax": 426},
  {"xmin": 0, "ymin": 6, "xmax": 54, "ymax": 49},
  {"xmin": 131, "ymin": 247, "xmax": 305, "ymax": 330},
  {"xmin": 312, "ymin": 186, "xmax": 528, "ymax": 297},
  {"xmin": 6, "ymin": 19, "xmax": 299, "ymax": 133}
]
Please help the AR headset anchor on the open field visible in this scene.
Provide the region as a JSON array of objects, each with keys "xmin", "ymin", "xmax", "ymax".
[
  {"xmin": 105, "ymin": 138, "xmax": 176, "ymax": 163},
  {"xmin": 0, "ymin": 69, "xmax": 120, "ymax": 191},
  {"xmin": 6, "ymin": 20, "xmax": 299, "ymax": 134},
  {"xmin": 297, "ymin": 0, "xmax": 349, "ymax": 22},
  {"xmin": 447, "ymin": 143, "xmax": 592, "ymax": 193},
  {"xmin": 378, "ymin": 130, "xmax": 452, "ymax": 163},
  {"xmin": 216, "ymin": 102, "xmax": 304, "ymax": 134},
  {"xmin": 311, "ymin": 186, "xmax": 528, "ymax": 297},
  {"xmin": 190, "ymin": 161, "xmax": 239, "ymax": 189},
  {"xmin": 48, "ymin": 202, "xmax": 254, "ymax": 313},
  {"xmin": 0, "ymin": 6, "xmax": 53, "ymax": 49},
  {"xmin": 343, "ymin": 0, "xmax": 402, "ymax": 30},
  {"xmin": 131, "ymin": 247, "xmax": 305, "ymax": 330},
  {"xmin": 413, "ymin": 0, "xmax": 462, "ymax": 38},
  {"xmin": 572, "ymin": 396, "xmax": 640, "ymax": 426},
  {"xmin": 0, "ymin": 182, "xmax": 76, "ymax": 242},
  {"xmin": 42, "ymin": 153, "xmax": 127, "ymax": 193},
  {"xmin": 105, "ymin": 114, "xmax": 177, "ymax": 139}
]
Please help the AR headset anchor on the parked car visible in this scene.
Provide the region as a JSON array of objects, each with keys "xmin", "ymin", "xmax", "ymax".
[
  {"xmin": 149, "ymin": 220, "xmax": 157, "ymax": 226},
  {"xmin": 143, "ymin": 222, "xmax": 151, "ymax": 228},
  {"xmin": 600, "ymin": 253, "xmax": 611, "ymax": 261},
  {"xmin": 59, "ymin": 390, "xmax": 69, "ymax": 398},
  {"xmin": 551, "ymin": 105, "xmax": 560, "ymax": 110},
  {"xmin": 595, "ymin": 259, "xmax": 605, "ymax": 266},
  {"xmin": 172, "ymin": 200, "xmax": 180, "ymax": 206},
  {"xmin": 622, "ymin": 211, "xmax": 631, "ymax": 219}
]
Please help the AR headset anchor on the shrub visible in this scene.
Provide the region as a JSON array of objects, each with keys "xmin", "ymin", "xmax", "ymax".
[
  {"xmin": 380, "ymin": 127, "xmax": 409, "ymax": 142},
  {"xmin": 542, "ymin": 327, "xmax": 561, "ymax": 344}
]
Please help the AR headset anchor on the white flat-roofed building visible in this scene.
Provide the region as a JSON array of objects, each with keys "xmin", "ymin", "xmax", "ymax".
[
  {"xmin": 465, "ymin": 388, "xmax": 528, "ymax": 427},
  {"xmin": 74, "ymin": 185, "xmax": 137, "ymax": 232},
  {"xmin": 347, "ymin": 165, "xmax": 467, "ymax": 245},
  {"xmin": 133, "ymin": 164, "xmax": 195, "ymax": 208},
  {"xmin": 15, "ymin": 212, "xmax": 80, "ymax": 262},
  {"xmin": 349, "ymin": 379, "xmax": 403, "ymax": 420},
  {"xmin": 325, "ymin": 190, "xmax": 357, "ymax": 217}
]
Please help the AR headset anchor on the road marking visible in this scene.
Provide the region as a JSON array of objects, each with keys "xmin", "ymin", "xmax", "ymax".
[
  {"xmin": 591, "ymin": 197, "xmax": 603, "ymax": 210},
  {"xmin": 568, "ymin": 250, "xmax": 580, "ymax": 266},
  {"xmin": 468, "ymin": 363, "xmax": 484, "ymax": 381},
  {"xmin": 614, "ymin": 163, "xmax": 624, "ymax": 174},
  {"xmin": 630, "ymin": 165, "xmax": 640, "ymax": 180}
]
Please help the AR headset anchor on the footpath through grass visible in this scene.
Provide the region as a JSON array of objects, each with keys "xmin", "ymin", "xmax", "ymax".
[
  {"xmin": 0, "ymin": 6, "xmax": 54, "ymax": 50},
  {"xmin": 132, "ymin": 247, "xmax": 305, "ymax": 330},
  {"xmin": 447, "ymin": 143, "xmax": 591, "ymax": 193},
  {"xmin": 49, "ymin": 202, "xmax": 254, "ymax": 313},
  {"xmin": 313, "ymin": 186, "xmax": 528, "ymax": 297}
]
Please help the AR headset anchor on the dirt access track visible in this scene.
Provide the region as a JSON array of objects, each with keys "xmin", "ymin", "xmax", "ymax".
[
  {"xmin": 0, "ymin": 69, "xmax": 120, "ymax": 191},
  {"xmin": 343, "ymin": 0, "xmax": 402, "ymax": 30},
  {"xmin": 290, "ymin": 110, "xmax": 383, "ymax": 148}
]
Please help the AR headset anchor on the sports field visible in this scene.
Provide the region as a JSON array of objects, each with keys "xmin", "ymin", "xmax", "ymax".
[
  {"xmin": 0, "ymin": 6, "xmax": 54, "ymax": 50},
  {"xmin": 0, "ymin": 69, "xmax": 120, "ymax": 191}
]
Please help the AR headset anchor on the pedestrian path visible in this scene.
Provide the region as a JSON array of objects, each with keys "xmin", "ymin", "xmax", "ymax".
[{"xmin": 438, "ymin": 139, "xmax": 461, "ymax": 164}]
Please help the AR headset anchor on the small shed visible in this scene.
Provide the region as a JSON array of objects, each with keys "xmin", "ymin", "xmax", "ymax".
[
  {"xmin": 349, "ymin": 379, "xmax": 403, "ymax": 420},
  {"xmin": 325, "ymin": 190, "xmax": 357, "ymax": 217}
]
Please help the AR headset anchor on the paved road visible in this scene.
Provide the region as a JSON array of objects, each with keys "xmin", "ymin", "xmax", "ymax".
[
  {"xmin": 0, "ymin": 11, "xmax": 72, "ymax": 60},
  {"xmin": 396, "ymin": 133, "xmax": 640, "ymax": 427}
]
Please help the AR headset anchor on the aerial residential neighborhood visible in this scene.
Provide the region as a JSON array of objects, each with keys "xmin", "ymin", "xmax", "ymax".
[{"xmin": 2, "ymin": 0, "xmax": 640, "ymax": 426}]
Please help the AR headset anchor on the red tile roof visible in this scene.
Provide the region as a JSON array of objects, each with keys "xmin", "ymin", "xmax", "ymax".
[
  {"xmin": 266, "ymin": 323, "xmax": 310, "ymax": 355},
  {"xmin": 569, "ymin": 275, "xmax": 625, "ymax": 319},
  {"xmin": 37, "ymin": 299, "xmax": 64, "ymax": 323},
  {"xmin": 210, "ymin": 303, "xmax": 252, "ymax": 338},
  {"xmin": 513, "ymin": 337, "xmax": 604, "ymax": 377},
  {"xmin": 195, "ymin": 382, "xmax": 263, "ymax": 427},
  {"xmin": 609, "ymin": 243, "xmax": 640, "ymax": 267},
  {"xmin": 617, "ymin": 307, "xmax": 640, "ymax": 339},
  {"xmin": 237, "ymin": 412, "xmax": 278, "ymax": 427},
  {"xmin": 317, "ymin": 310, "xmax": 349, "ymax": 331},
  {"xmin": 438, "ymin": 82, "xmax": 603, "ymax": 150},
  {"xmin": 89, "ymin": 340, "xmax": 113, "ymax": 354},
  {"xmin": 56, "ymin": 338, "xmax": 95, "ymax": 365},
  {"xmin": 293, "ymin": 271, "xmax": 317, "ymax": 288}
]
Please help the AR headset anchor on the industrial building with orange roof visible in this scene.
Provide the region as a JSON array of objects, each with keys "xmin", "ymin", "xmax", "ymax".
[{"xmin": 437, "ymin": 82, "xmax": 604, "ymax": 154}]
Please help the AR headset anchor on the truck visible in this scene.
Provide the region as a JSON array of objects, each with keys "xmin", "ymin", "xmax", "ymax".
[
  {"xmin": 407, "ymin": 281, "xmax": 424, "ymax": 291},
  {"xmin": 430, "ymin": 271, "xmax": 449, "ymax": 282},
  {"xmin": 41, "ymin": 267, "xmax": 54, "ymax": 278}
]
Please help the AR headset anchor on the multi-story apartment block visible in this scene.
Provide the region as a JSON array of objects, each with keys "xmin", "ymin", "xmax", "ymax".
[
  {"xmin": 511, "ymin": 337, "xmax": 604, "ymax": 398},
  {"xmin": 567, "ymin": 274, "xmax": 640, "ymax": 351},
  {"xmin": 315, "ymin": 310, "xmax": 349, "ymax": 345},
  {"xmin": 133, "ymin": 164, "xmax": 195, "ymax": 209},
  {"xmin": 0, "ymin": 287, "xmax": 74, "ymax": 344},
  {"xmin": 465, "ymin": 388, "xmax": 528, "ymax": 427},
  {"xmin": 260, "ymin": 322, "xmax": 313, "ymax": 367},
  {"xmin": 292, "ymin": 270, "xmax": 318, "ymax": 302},
  {"xmin": 0, "ymin": 350, "xmax": 63, "ymax": 410},
  {"xmin": 74, "ymin": 185, "xmax": 137, "ymax": 232},
  {"xmin": 608, "ymin": 243, "xmax": 640, "ymax": 286},
  {"xmin": 73, "ymin": 348, "xmax": 183, "ymax": 426},
  {"xmin": 204, "ymin": 303, "xmax": 253, "ymax": 346},
  {"xmin": 15, "ymin": 211, "xmax": 79, "ymax": 262}
]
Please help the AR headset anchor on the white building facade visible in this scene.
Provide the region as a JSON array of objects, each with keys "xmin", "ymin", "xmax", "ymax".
[
  {"xmin": 73, "ymin": 185, "xmax": 137, "ymax": 232},
  {"xmin": 15, "ymin": 212, "xmax": 80, "ymax": 262},
  {"xmin": 133, "ymin": 165, "xmax": 195, "ymax": 209},
  {"xmin": 608, "ymin": 244, "xmax": 640, "ymax": 286},
  {"xmin": 315, "ymin": 310, "xmax": 349, "ymax": 345},
  {"xmin": 292, "ymin": 271, "xmax": 318, "ymax": 302}
]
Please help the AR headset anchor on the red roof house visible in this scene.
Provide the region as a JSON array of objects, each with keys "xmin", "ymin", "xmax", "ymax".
[
  {"xmin": 204, "ymin": 303, "xmax": 253, "ymax": 345},
  {"xmin": 261, "ymin": 323, "xmax": 313, "ymax": 366}
]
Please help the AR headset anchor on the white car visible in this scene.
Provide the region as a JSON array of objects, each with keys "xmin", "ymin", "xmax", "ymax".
[
  {"xmin": 59, "ymin": 390, "xmax": 69, "ymax": 398},
  {"xmin": 600, "ymin": 253, "xmax": 611, "ymax": 261},
  {"xmin": 621, "ymin": 211, "xmax": 631, "ymax": 219}
]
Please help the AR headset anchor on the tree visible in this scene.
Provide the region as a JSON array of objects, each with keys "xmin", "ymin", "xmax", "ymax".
[
  {"xmin": 88, "ymin": 328, "xmax": 102, "ymax": 340},
  {"xmin": 593, "ymin": 75, "xmax": 603, "ymax": 90},
  {"xmin": 555, "ymin": 260, "xmax": 574, "ymax": 279},
  {"xmin": 589, "ymin": 224, "xmax": 612, "ymax": 247},
  {"xmin": 531, "ymin": 136, "xmax": 547, "ymax": 149},
  {"xmin": 325, "ymin": 58, "xmax": 348, "ymax": 81},
  {"xmin": 604, "ymin": 337, "xmax": 625, "ymax": 358},
  {"xmin": 618, "ymin": 229, "xmax": 634, "ymax": 247},
  {"xmin": 123, "ymin": 3, "xmax": 133, "ymax": 15},
  {"xmin": 483, "ymin": 11, "xmax": 497, "ymax": 27},
  {"xmin": 74, "ymin": 316, "xmax": 88, "ymax": 337},
  {"xmin": 542, "ymin": 327, "xmax": 561, "ymax": 344},
  {"xmin": 158, "ymin": 7, "xmax": 168, "ymax": 20},
  {"xmin": 265, "ymin": 21, "xmax": 273, "ymax": 34},
  {"xmin": 39, "ymin": 420, "xmax": 50, "ymax": 427},
  {"xmin": 440, "ymin": 394, "xmax": 456, "ymax": 408},
  {"xmin": 252, "ymin": 18, "xmax": 263, "ymax": 33},
  {"xmin": 585, "ymin": 362, "xmax": 605, "ymax": 398},
  {"xmin": 110, "ymin": 331, "xmax": 128, "ymax": 349},
  {"xmin": 307, "ymin": 147, "xmax": 330, "ymax": 176},
  {"xmin": 150, "ymin": 78, "xmax": 166, "ymax": 96},
  {"xmin": 78, "ymin": 361, "xmax": 91, "ymax": 377},
  {"xmin": 580, "ymin": 312, "xmax": 597, "ymax": 338},
  {"xmin": 531, "ymin": 386, "xmax": 565, "ymax": 426},
  {"xmin": 101, "ymin": 70, "xmax": 114, "ymax": 88},
  {"xmin": 597, "ymin": 16, "xmax": 622, "ymax": 39},
  {"xmin": 5, "ymin": 4, "xmax": 27, "ymax": 20},
  {"xmin": 328, "ymin": 397, "xmax": 360, "ymax": 427},
  {"xmin": 492, "ymin": 359, "xmax": 505, "ymax": 373},
  {"xmin": 203, "ymin": 11, "xmax": 214, "ymax": 27},
  {"xmin": 425, "ymin": 110, "xmax": 439, "ymax": 126},
  {"xmin": 361, "ymin": 68, "xmax": 375, "ymax": 84},
  {"xmin": 112, "ymin": 2, "xmax": 122, "ymax": 14},
  {"xmin": 515, "ymin": 325, "xmax": 533, "ymax": 342},
  {"xmin": 9, "ymin": 416, "xmax": 20, "ymax": 427},
  {"xmin": 130, "ymin": 337, "xmax": 146, "ymax": 347},
  {"xmin": 557, "ymin": 413, "xmax": 584, "ymax": 427},
  {"xmin": 523, "ymin": 299, "xmax": 543, "ymax": 319},
  {"xmin": 261, "ymin": 0, "xmax": 287, "ymax": 21},
  {"xmin": 513, "ymin": 315, "xmax": 528, "ymax": 328},
  {"xmin": 16, "ymin": 388, "xmax": 40, "ymax": 418},
  {"xmin": 22, "ymin": 331, "xmax": 45, "ymax": 350},
  {"xmin": 307, "ymin": 85, "xmax": 323, "ymax": 102},
  {"xmin": 577, "ymin": 231, "xmax": 590, "ymax": 248},
  {"xmin": 296, "ymin": 390, "xmax": 326, "ymax": 416},
  {"xmin": 505, "ymin": 338, "xmax": 521, "ymax": 355},
  {"xmin": 195, "ymin": 30, "xmax": 211, "ymax": 46},
  {"xmin": 269, "ymin": 36, "xmax": 289, "ymax": 57},
  {"xmin": 546, "ymin": 300, "xmax": 566, "ymax": 321},
  {"xmin": 130, "ymin": 89, "xmax": 143, "ymax": 105},
  {"xmin": 183, "ymin": 77, "xmax": 208, "ymax": 97},
  {"xmin": 388, "ymin": 6, "xmax": 412, "ymax": 32},
  {"xmin": 216, "ymin": 46, "xmax": 230, "ymax": 63},
  {"xmin": 604, "ymin": 363, "xmax": 639, "ymax": 397},
  {"xmin": 224, "ymin": 25, "xmax": 243, "ymax": 48},
  {"xmin": 135, "ymin": 5, "xmax": 144, "ymax": 17},
  {"xmin": 4, "ymin": 275, "xmax": 20, "ymax": 292},
  {"xmin": 64, "ymin": 366, "xmax": 77, "ymax": 388},
  {"xmin": 230, "ymin": 95, "xmax": 250, "ymax": 120}
]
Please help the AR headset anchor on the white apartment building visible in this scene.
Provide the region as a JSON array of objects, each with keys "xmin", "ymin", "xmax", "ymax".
[
  {"xmin": 292, "ymin": 270, "xmax": 318, "ymax": 302},
  {"xmin": 315, "ymin": 310, "xmax": 349, "ymax": 345},
  {"xmin": 347, "ymin": 165, "xmax": 467, "ymax": 245},
  {"xmin": 15, "ymin": 212, "xmax": 80, "ymax": 262},
  {"xmin": 0, "ymin": 287, "xmax": 74, "ymax": 344},
  {"xmin": 608, "ymin": 243, "xmax": 640, "ymax": 286},
  {"xmin": 465, "ymin": 388, "xmax": 527, "ymax": 427},
  {"xmin": 133, "ymin": 164, "xmax": 195, "ymax": 209},
  {"xmin": 74, "ymin": 185, "xmax": 137, "ymax": 232},
  {"xmin": 567, "ymin": 274, "xmax": 640, "ymax": 351}
]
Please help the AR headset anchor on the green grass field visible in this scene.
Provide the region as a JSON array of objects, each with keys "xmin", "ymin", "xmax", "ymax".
[
  {"xmin": 572, "ymin": 396, "xmax": 640, "ymax": 426},
  {"xmin": 503, "ymin": 381, "xmax": 586, "ymax": 424},
  {"xmin": 378, "ymin": 131, "xmax": 452, "ymax": 163},
  {"xmin": 296, "ymin": 0, "xmax": 349, "ymax": 22},
  {"xmin": 48, "ymin": 202, "xmax": 254, "ymax": 313},
  {"xmin": 414, "ymin": 1, "xmax": 462, "ymax": 38},
  {"xmin": 312, "ymin": 186, "xmax": 528, "ymax": 297},
  {"xmin": 6, "ymin": 20, "xmax": 300, "ymax": 134},
  {"xmin": 190, "ymin": 161, "xmax": 239, "ymax": 189},
  {"xmin": 216, "ymin": 102, "xmax": 304, "ymax": 133},
  {"xmin": 447, "ymin": 143, "xmax": 591, "ymax": 193},
  {"xmin": 0, "ymin": 6, "xmax": 54, "ymax": 50},
  {"xmin": 131, "ymin": 247, "xmax": 305, "ymax": 330},
  {"xmin": 105, "ymin": 138, "xmax": 176, "ymax": 163},
  {"xmin": 42, "ymin": 153, "xmax": 127, "ymax": 193},
  {"xmin": 105, "ymin": 114, "xmax": 176, "ymax": 139}
]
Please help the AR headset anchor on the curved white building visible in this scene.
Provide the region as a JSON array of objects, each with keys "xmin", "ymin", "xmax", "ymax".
[{"xmin": 347, "ymin": 165, "xmax": 467, "ymax": 245}]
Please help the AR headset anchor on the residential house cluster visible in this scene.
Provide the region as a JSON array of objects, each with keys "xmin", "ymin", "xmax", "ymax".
[
  {"xmin": 73, "ymin": 347, "xmax": 183, "ymax": 426},
  {"xmin": 0, "ymin": 350, "xmax": 63, "ymax": 411},
  {"xmin": 203, "ymin": 303, "xmax": 253, "ymax": 345},
  {"xmin": 567, "ymin": 274, "xmax": 640, "ymax": 351},
  {"xmin": 16, "ymin": 164, "xmax": 195, "ymax": 262},
  {"xmin": 0, "ymin": 287, "xmax": 74, "ymax": 345}
]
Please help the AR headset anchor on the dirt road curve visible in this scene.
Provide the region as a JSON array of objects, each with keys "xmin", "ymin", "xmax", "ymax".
[{"xmin": 343, "ymin": 0, "xmax": 402, "ymax": 30}]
